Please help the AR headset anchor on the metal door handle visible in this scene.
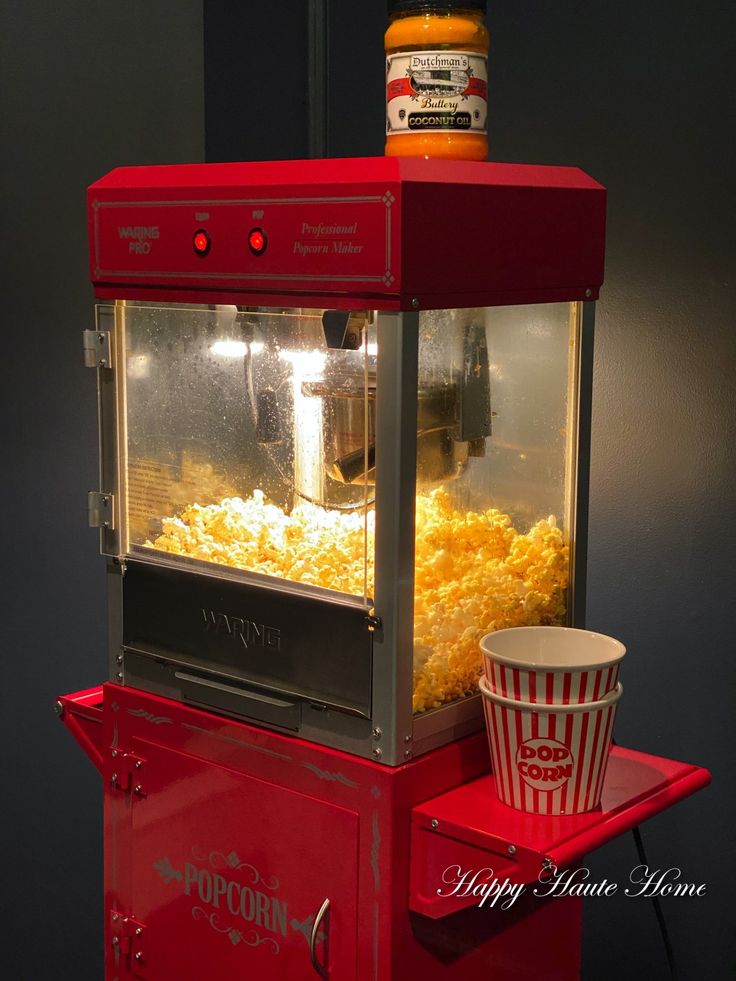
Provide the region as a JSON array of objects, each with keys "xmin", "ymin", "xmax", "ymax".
[{"xmin": 309, "ymin": 897, "xmax": 330, "ymax": 977}]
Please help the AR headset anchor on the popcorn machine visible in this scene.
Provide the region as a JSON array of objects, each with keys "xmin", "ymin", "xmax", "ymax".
[
  {"xmin": 60, "ymin": 157, "xmax": 710, "ymax": 980},
  {"xmin": 85, "ymin": 157, "xmax": 600, "ymax": 764}
]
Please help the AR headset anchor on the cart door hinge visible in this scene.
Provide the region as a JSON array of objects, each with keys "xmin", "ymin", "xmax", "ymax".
[
  {"xmin": 88, "ymin": 491, "xmax": 115, "ymax": 530},
  {"xmin": 110, "ymin": 910, "xmax": 148, "ymax": 978},
  {"xmin": 109, "ymin": 748, "xmax": 147, "ymax": 798},
  {"xmin": 365, "ymin": 613, "xmax": 382, "ymax": 633},
  {"xmin": 83, "ymin": 328, "xmax": 113, "ymax": 369}
]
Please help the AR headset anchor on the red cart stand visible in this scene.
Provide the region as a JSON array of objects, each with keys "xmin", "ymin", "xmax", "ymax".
[{"xmin": 59, "ymin": 685, "xmax": 708, "ymax": 980}]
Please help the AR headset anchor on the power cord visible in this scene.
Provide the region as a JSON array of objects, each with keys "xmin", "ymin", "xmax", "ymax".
[
  {"xmin": 611, "ymin": 737, "xmax": 680, "ymax": 981},
  {"xmin": 630, "ymin": 822, "xmax": 680, "ymax": 981}
]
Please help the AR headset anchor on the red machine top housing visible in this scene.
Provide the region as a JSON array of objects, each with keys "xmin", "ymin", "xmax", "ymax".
[{"xmin": 88, "ymin": 157, "xmax": 605, "ymax": 311}]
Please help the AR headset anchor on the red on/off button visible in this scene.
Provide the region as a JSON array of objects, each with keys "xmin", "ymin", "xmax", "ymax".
[
  {"xmin": 248, "ymin": 227, "xmax": 267, "ymax": 255},
  {"xmin": 193, "ymin": 229, "xmax": 210, "ymax": 255}
]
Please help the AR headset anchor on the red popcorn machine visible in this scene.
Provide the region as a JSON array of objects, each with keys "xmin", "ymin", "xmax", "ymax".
[{"xmin": 59, "ymin": 157, "xmax": 710, "ymax": 980}]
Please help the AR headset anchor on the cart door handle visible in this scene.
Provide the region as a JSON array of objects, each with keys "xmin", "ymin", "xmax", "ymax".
[{"xmin": 309, "ymin": 897, "xmax": 330, "ymax": 977}]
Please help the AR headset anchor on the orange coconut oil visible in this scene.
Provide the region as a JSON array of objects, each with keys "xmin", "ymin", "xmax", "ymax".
[{"xmin": 385, "ymin": 2, "xmax": 489, "ymax": 160}]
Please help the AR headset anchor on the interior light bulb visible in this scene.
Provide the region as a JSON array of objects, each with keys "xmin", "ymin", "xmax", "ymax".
[{"xmin": 211, "ymin": 340, "xmax": 248, "ymax": 358}]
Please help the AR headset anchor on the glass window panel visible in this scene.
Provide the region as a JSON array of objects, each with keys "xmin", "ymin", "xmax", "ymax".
[
  {"xmin": 413, "ymin": 303, "xmax": 578, "ymax": 713},
  {"xmin": 117, "ymin": 301, "xmax": 373, "ymax": 602}
]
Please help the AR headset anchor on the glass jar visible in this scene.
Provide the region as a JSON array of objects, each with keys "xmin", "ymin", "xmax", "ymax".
[{"xmin": 385, "ymin": 1, "xmax": 489, "ymax": 160}]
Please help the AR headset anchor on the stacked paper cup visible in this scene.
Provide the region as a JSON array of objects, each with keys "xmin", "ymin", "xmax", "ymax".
[{"xmin": 479, "ymin": 627, "xmax": 625, "ymax": 815}]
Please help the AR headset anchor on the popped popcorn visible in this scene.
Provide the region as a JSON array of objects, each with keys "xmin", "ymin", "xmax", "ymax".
[
  {"xmin": 411, "ymin": 488, "xmax": 568, "ymax": 713},
  {"xmin": 146, "ymin": 487, "xmax": 568, "ymax": 714}
]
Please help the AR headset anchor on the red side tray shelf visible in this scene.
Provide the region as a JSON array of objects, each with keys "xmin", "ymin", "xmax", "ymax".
[
  {"xmin": 410, "ymin": 746, "xmax": 711, "ymax": 918},
  {"xmin": 57, "ymin": 686, "xmax": 105, "ymax": 774}
]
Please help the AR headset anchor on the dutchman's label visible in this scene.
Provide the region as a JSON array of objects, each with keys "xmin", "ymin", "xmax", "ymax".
[{"xmin": 386, "ymin": 50, "xmax": 488, "ymax": 134}]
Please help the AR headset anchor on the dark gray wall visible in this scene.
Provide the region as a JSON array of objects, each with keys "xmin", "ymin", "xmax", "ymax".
[
  {"xmin": 2, "ymin": 0, "xmax": 733, "ymax": 978},
  {"xmin": 204, "ymin": 1, "xmax": 735, "ymax": 979},
  {"xmin": 484, "ymin": 6, "xmax": 735, "ymax": 980},
  {"xmin": 0, "ymin": 3, "xmax": 204, "ymax": 979},
  {"xmin": 204, "ymin": 1, "xmax": 308, "ymax": 162}
]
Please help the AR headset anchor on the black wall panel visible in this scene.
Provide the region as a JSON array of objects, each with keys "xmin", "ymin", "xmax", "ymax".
[
  {"xmin": 204, "ymin": 0, "xmax": 308, "ymax": 161},
  {"xmin": 0, "ymin": 3, "xmax": 204, "ymax": 979}
]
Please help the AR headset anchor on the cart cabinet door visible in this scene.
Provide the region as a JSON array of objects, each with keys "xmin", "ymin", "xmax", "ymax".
[{"xmin": 113, "ymin": 743, "xmax": 359, "ymax": 980}]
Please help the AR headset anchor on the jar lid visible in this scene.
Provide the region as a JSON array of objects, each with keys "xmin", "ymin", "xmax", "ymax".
[{"xmin": 389, "ymin": 1, "xmax": 487, "ymax": 14}]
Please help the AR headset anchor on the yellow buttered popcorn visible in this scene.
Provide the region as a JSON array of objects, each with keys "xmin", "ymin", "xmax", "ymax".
[
  {"xmin": 150, "ymin": 491, "xmax": 375, "ymax": 595},
  {"xmin": 147, "ymin": 486, "xmax": 568, "ymax": 714},
  {"xmin": 411, "ymin": 489, "xmax": 567, "ymax": 712}
]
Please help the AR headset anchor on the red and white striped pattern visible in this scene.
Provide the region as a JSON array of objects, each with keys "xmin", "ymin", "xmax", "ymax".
[
  {"xmin": 483, "ymin": 655, "xmax": 620, "ymax": 705},
  {"xmin": 479, "ymin": 676, "xmax": 622, "ymax": 815}
]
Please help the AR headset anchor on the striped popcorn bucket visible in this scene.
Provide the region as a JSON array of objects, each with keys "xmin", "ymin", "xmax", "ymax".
[
  {"xmin": 481, "ymin": 626, "xmax": 625, "ymax": 705},
  {"xmin": 479, "ymin": 675, "xmax": 622, "ymax": 815}
]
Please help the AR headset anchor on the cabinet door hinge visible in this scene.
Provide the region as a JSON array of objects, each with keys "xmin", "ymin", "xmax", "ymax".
[
  {"xmin": 109, "ymin": 747, "xmax": 147, "ymax": 799},
  {"xmin": 88, "ymin": 491, "xmax": 115, "ymax": 530},
  {"xmin": 83, "ymin": 328, "xmax": 113, "ymax": 369},
  {"xmin": 110, "ymin": 910, "xmax": 148, "ymax": 978}
]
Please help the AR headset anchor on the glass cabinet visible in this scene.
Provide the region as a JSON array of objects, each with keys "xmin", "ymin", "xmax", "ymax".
[{"xmin": 95, "ymin": 297, "xmax": 590, "ymax": 764}]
